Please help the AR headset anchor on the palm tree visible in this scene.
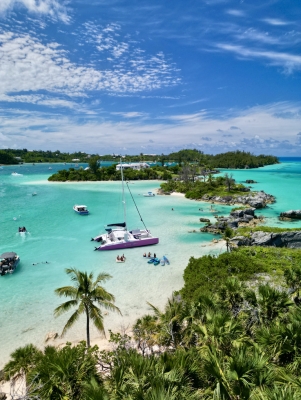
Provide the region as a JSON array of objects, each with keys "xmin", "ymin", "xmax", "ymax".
[
  {"xmin": 244, "ymin": 283, "xmax": 293, "ymax": 325},
  {"xmin": 148, "ymin": 294, "xmax": 184, "ymax": 349},
  {"xmin": 3, "ymin": 344, "xmax": 42, "ymax": 384},
  {"xmin": 54, "ymin": 268, "xmax": 121, "ymax": 347},
  {"xmin": 27, "ymin": 342, "xmax": 102, "ymax": 400}
]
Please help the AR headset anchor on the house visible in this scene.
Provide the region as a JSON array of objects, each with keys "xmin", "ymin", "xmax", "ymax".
[{"xmin": 116, "ymin": 162, "xmax": 150, "ymax": 171}]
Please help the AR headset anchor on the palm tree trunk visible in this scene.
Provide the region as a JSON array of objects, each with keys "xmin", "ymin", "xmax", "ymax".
[{"xmin": 85, "ymin": 306, "xmax": 90, "ymax": 348}]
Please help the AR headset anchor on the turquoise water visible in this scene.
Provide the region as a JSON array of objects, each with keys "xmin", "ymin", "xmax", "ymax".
[{"xmin": 0, "ymin": 159, "xmax": 301, "ymax": 366}]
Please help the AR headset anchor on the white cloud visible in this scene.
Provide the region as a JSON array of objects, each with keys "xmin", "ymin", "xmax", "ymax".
[
  {"xmin": 215, "ymin": 43, "xmax": 301, "ymax": 73},
  {"xmin": 226, "ymin": 9, "xmax": 245, "ymax": 17},
  {"xmin": 1, "ymin": 101, "xmax": 300, "ymax": 155},
  {"xmin": 262, "ymin": 18, "xmax": 292, "ymax": 26},
  {"xmin": 0, "ymin": 0, "xmax": 69, "ymax": 22},
  {"xmin": 0, "ymin": 30, "xmax": 180, "ymax": 101}
]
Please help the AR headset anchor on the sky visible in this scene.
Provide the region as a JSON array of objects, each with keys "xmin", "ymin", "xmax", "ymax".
[{"xmin": 0, "ymin": 0, "xmax": 300, "ymax": 156}]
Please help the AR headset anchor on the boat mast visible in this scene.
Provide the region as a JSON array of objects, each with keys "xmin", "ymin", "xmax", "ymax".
[{"xmin": 120, "ymin": 158, "xmax": 127, "ymax": 227}]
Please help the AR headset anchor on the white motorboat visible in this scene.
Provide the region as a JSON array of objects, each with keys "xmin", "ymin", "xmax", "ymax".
[
  {"xmin": 92, "ymin": 160, "xmax": 159, "ymax": 251},
  {"xmin": 11, "ymin": 172, "xmax": 23, "ymax": 176},
  {"xmin": 73, "ymin": 205, "xmax": 89, "ymax": 215},
  {"xmin": 0, "ymin": 252, "xmax": 20, "ymax": 275},
  {"xmin": 143, "ymin": 191, "xmax": 155, "ymax": 197}
]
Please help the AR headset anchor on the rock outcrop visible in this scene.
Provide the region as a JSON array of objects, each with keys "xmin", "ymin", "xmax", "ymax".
[
  {"xmin": 231, "ymin": 230, "xmax": 301, "ymax": 249},
  {"xmin": 201, "ymin": 208, "xmax": 260, "ymax": 234},
  {"xmin": 279, "ymin": 210, "xmax": 301, "ymax": 220},
  {"xmin": 246, "ymin": 180, "xmax": 257, "ymax": 184},
  {"xmin": 201, "ymin": 190, "xmax": 275, "ymax": 209}
]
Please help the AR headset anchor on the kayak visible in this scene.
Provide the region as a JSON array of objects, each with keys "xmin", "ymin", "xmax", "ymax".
[{"xmin": 163, "ymin": 256, "xmax": 170, "ymax": 265}]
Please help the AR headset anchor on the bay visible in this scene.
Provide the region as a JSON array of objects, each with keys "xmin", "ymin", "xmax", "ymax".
[{"xmin": 0, "ymin": 158, "xmax": 300, "ymax": 367}]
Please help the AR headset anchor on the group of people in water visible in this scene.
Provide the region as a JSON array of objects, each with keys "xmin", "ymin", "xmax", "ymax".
[
  {"xmin": 143, "ymin": 252, "xmax": 156, "ymax": 258},
  {"xmin": 18, "ymin": 226, "xmax": 27, "ymax": 232},
  {"xmin": 116, "ymin": 254, "xmax": 126, "ymax": 262}
]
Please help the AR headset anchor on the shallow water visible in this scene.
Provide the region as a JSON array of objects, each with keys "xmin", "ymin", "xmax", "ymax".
[{"xmin": 0, "ymin": 159, "xmax": 300, "ymax": 366}]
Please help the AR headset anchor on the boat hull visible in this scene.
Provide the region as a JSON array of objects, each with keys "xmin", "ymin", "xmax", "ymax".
[
  {"xmin": 74, "ymin": 210, "xmax": 89, "ymax": 215},
  {"xmin": 96, "ymin": 237, "xmax": 159, "ymax": 251}
]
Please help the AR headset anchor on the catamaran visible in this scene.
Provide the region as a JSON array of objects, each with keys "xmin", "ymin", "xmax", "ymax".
[{"xmin": 92, "ymin": 161, "xmax": 159, "ymax": 251}]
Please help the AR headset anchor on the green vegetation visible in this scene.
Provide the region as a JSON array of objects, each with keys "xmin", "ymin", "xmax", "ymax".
[
  {"xmin": 0, "ymin": 150, "xmax": 18, "ymax": 165},
  {"xmin": 236, "ymin": 225, "xmax": 301, "ymax": 236},
  {"xmin": 209, "ymin": 150, "xmax": 279, "ymax": 168},
  {"xmin": 0, "ymin": 148, "xmax": 95, "ymax": 164},
  {"xmin": 181, "ymin": 246, "xmax": 301, "ymax": 301},
  {"xmin": 3, "ymin": 252, "xmax": 301, "ymax": 398},
  {"xmin": 0, "ymin": 148, "xmax": 278, "ymax": 169},
  {"xmin": 160, "ymin": 173, "xmax": 250, "ymax": 199},
  {"xmin": 48, "ymin": 164, "xmax": 172, "ymax": 181},
  {"xmin": 166, "ymin": 149, "xmax": 278, "ymax": 168},
  {"xmin": 54, "ymin": 268, "xmax": 120, "ymax": 348}
]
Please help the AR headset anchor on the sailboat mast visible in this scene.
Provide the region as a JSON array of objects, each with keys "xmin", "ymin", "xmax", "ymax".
[{"xmin": 120, "ymin": 158, "xmax": 127, "ymax": 227}]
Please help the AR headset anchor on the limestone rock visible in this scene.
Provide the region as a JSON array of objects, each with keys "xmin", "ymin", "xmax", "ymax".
[
  {"xmin": 279, "ymin": 210, "xmax": 301, "ymax": 220},
  {"xmin": 231, "ymin": 230, "xmax": 301, "ymax": 249}
]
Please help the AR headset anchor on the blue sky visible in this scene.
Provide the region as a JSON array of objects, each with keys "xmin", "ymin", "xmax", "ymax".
[{"xmin": 0, "ymin": 0, "xmax": 300, "ymax": 156}]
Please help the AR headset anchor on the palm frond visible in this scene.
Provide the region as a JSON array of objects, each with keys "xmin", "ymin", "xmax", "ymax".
[
  {"xmin": 54, "ymin": 299, "xmax": 79, "ymax": 317},
  {"xmin": 54, "ymin": 285, "xmax": 78, "ymax": 298},
  {"xmin": 61, "ymin": 308, "xmax": 83, "ymax": 337}
]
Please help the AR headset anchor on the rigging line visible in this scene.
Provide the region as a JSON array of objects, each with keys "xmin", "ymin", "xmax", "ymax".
[{"xmin": 125, "ymin": 181, "xmax": 148, "ymax": 231}]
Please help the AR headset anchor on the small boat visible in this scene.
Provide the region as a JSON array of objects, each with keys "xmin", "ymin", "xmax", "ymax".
[
  {"xmin": 163, "ymin": 255, "xmax": 170, "ymax": 265},
  {"xmin": 160, "ymin": 258, "xmax": 165, "ymax": 266},
  {"xmin": 11, "ymin": 172, "xmax": 23, "ymax": 176},
  {"xmin": 0, "ymin": 252, "xmax": 20, "ymax": 275},
  {"xmin": 73, "ymin": 205, "xmax": 89, "ymax": 215},
  {"xmin": 116, "ymin": 256, "xmax": 126, "ymax": 263},
  {"xmin": 48, "ymin": 167, "xmax": 52, "ymax": 170},
  {"xmin": 143, "ymin": 191, "xmax": 155, "ymax": 197},
  {"xmin": 147, "ymin": 258, "xmax": 156, "ymax": 264},
  {"xmin": 153, "ymin": 258, "xmax": 160, "ymax": 266},
  {"xmin": 32, "ymin": 192, "xmax": 37, "ymax": 196}
]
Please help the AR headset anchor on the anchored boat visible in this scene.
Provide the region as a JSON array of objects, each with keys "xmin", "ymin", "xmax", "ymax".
[
  {"xmin": 0, "ymin": 252, "xmax": 20, "ymax": 275},
  {"xmin": 92, "ymin": 160, "xmax": 159, "ymax": 251},
  {"xmin": 73, "ymin": 205, "xmax": 89, "ymax": 215}
]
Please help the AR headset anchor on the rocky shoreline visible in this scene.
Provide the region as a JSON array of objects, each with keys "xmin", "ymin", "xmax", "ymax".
[
  {"xmin": 157, "ymin": 188, "xmax": 275, "ymax": 209},
  {"xmin": 200, "ymin": 207, "xmax": 264, "ymax": 234},
  {"xmin": 200, "ymin": 190, "xmax": 275, "ymax": 209},
  {"xmin": 231, "ymin": 230, "xmax": 301, "ymax": 249}
]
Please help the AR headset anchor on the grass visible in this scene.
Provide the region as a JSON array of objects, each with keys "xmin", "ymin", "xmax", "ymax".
[{"xmin": 236, "ymin": 226, "xmax": 301, "ymax": 236}]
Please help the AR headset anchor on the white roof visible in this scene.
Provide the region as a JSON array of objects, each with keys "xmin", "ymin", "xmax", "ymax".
[{"xmin": 74, "ymin": 205, "xmax": 87, "ymax": 208}]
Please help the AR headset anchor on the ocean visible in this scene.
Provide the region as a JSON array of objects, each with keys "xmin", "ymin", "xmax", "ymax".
[{"xmin": 0, "ymin": 158, "xmax": 301, "ymax": 367}]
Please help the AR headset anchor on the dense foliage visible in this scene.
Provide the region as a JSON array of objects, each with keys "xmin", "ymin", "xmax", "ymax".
[
  {"xmin": 0, "ymin": 150, "xmax": 18, "ymax": 165},
  {"xmin": 48, "ymin": 164, "xmax": 173, "ymax": 182},
  {"xmin": 164, "ymin": 149, "xmax": 278, "ymax": 168},
  {"xmin": 0, "ymin": 148, "xmax": 278, "ymax": 169},
  {"xmin": 4, "ymin": 247, "xmax": 301, "ymax": 399},
  {"xmin": 209, "ymin": 151, "xmax": 279, "ymax": 168},
  {"xmin": 160, "ymin": 173, "xmax": 249, "ymax": 199},
  {"xmin": 0, "ymin": 149, "xmax": 96, "ymax": 163}
]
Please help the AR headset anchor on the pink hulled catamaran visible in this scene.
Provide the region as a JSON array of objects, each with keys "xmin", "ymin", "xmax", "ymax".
[{"xmin": 92, "ymin": 161, "xmax": 159, "ymax": 251}]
